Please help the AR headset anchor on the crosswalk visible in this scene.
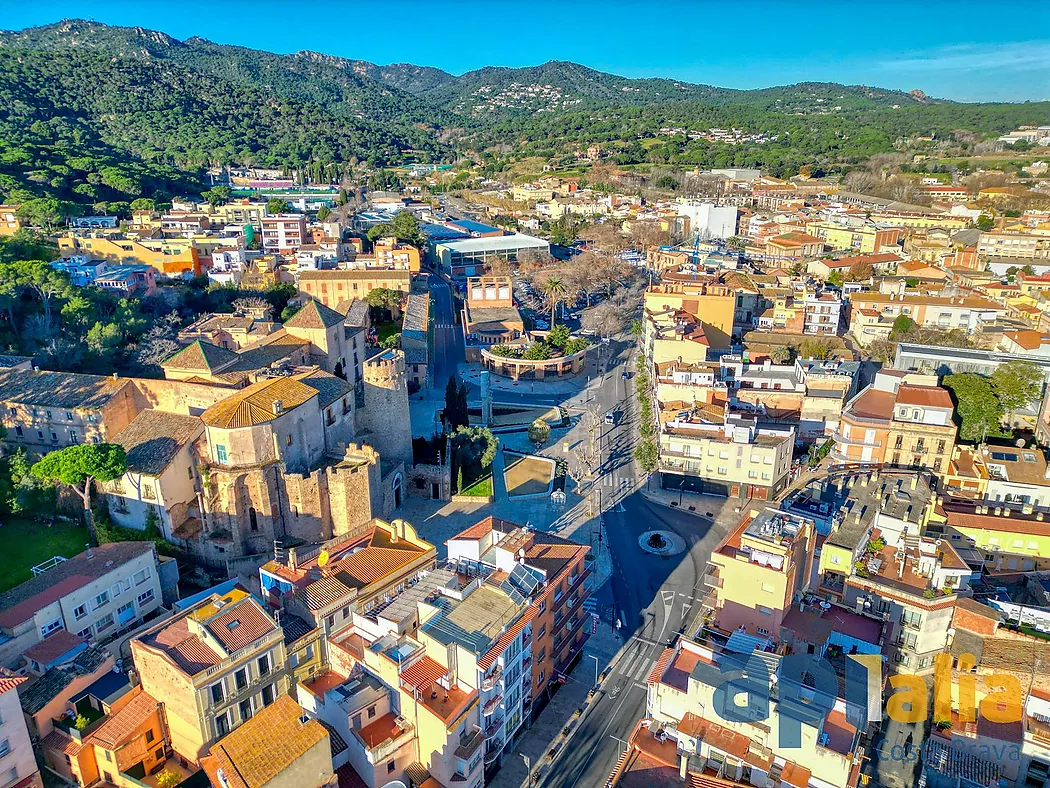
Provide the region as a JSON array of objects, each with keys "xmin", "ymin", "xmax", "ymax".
[{"xmin": 607, "ymin": 636, "xmax": 664, "ymax": 692}]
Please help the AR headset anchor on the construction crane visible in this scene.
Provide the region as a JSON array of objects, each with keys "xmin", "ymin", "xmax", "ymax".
[{"xmin": 691, "ymin": 232, "xmax": 702, "ymax": 265}]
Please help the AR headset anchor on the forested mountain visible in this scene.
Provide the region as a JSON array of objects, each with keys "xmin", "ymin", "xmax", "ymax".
[{"xmin": 0, "ymin": 19, "xmax": 1047, "ymax": 208}]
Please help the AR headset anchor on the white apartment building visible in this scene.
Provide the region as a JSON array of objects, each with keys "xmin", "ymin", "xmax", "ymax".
[
  {"xmin": 0, "ymin": 672, "xmax": 40, "ymax": 788},
  {"xmin": 0, "ymin": 542, "xmax": 164, "ymax": 669}
]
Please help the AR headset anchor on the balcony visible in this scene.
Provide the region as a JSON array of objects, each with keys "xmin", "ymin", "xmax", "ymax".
[
  {"xmin": 703, "ymin": 572, "xmax": 723, "ymax": 589},
  {"xmin": 831, "ymin": 431, "xmax": 881, "ymax": 449},
  {"xmin": 455, "ymin": 725, "xmax": 485, "ymax": 760},
  {"xmin": 482, "ymin": 691, "xmax": 504, "ymax": 717},
  {"xmin": 484, "ymin": 716, "xmax": 505, "ymax": 738},
  {"xmin": 481, "ymin": 665, "xmax": 503, "ymax": 691}
]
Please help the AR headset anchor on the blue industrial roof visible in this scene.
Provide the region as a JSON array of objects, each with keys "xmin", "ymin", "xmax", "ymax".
[
  {"xmin": 448, "ymin": 219, "xmax": 503, "ymax": 236},
  {"xmin": 70, "ymin": 670, "xmax": 132, "ymax": 707}
]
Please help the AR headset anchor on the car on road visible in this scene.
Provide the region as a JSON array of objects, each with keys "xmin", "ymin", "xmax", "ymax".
[
  {"xmin": 622, "ymin": 370, "xmax": 630, "ymax": 380},
  {"xmin": 605, "ymin": 411, "xmax": 616, "ymax": 425},
  {"xmin": 535, "ymin": 319, "xmax": 550, "ymax": 329}
]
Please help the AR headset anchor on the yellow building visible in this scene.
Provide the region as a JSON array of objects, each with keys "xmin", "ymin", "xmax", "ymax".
[
  {"xmin": 642, "ymin": 307, "xmax": 711, "ymax": 368},
  {"xmin": 0, "ymin": 204, "xmax": 24, "ymax": 236},
  {"xmin": 58, "ymin": 234, "xmax": 201, "ymax": 276},
  {"xmin": 938, "ymin": 499, "xmax": 1050, "ymax": 572},
  {"xmin": 706, "ymin": 509, "xmax": 814, "ymax": 636},
  {"xmin": 130, "ymin": 589, "xmax": 290, "ymax": 762}
]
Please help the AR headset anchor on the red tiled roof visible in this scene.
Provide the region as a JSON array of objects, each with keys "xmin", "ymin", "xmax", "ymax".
[
  {"xmin": 646, "ymin": 648, "xmax": 674, "ymax": 684},
  {"xmin": 895, "ymin": 384, "xmax": 953, "ymax": 409},
  {"xmin": 87, "ymin": 689, "xmax": 160, "ymax": 749},
  {"xmin": 41, "ymin": 729, "xmax": 83, "ymax": 757},
  {"xmin": 479, "ymin": 607, "xmax": 536, "ymax": 670},
  {"xmin": 24, "ymin": 631, "xmax": 86, "ymax": 665},
  {"xmin": 400, "ymin": 656, "xmax": 448, "ymax": 691},
  {"xmin": 0, "ymin": 576, "xmax": 94, "ymax": 628},
  {"xmin": 207, "ymin": 599, "xmax": 278, "ymax": 652}
]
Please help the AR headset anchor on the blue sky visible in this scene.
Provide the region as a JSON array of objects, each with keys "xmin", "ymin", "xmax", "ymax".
[{"xmin": 5, "ymin": 0, "xmax": 1050, "ymax": 102}]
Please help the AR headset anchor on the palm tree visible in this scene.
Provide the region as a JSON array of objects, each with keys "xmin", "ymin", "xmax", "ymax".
[{"xmin": 541, "ymin": 275, "xmax": 567, "ymax": 326}]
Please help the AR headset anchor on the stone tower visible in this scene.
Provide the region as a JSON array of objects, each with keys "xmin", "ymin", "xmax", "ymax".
[{"xmin": 361, "ymin": 349, "xmax": 413, "ymax": 466}]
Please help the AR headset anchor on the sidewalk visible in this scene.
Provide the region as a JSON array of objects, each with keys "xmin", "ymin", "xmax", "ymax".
[{"xmin": 486, "ymin": 623, "xmax": 624, "ymax": 788}]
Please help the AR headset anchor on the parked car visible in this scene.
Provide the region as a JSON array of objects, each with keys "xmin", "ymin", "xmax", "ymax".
[{"xmin": 605, "ymin": 411, "xmax": 616, "ymax": 425}]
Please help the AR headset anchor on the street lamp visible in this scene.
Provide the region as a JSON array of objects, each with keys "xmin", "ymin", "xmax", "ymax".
[{"xmin": 520, "ymin": 753, "xmax": 534, "ymax": 787}]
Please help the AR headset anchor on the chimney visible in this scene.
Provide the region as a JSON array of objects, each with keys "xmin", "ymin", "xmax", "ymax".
[
  {"xmin": 911, "ymin": 476, "xmax": 918, "ymax": 490},
  {"xmin": 112, "ymin": 372, "xmax": 119, "ymax": 381},
  {"xmin": 288, "ymin": 547, "xmax": 298, "ymax": 571},
  {"xmin": 679, "ymin": 753, "xmax": 689, "ymax": 781},
  {"xmin": 272, "ymin": 400, "xmax": 284, "ymax": 415}
]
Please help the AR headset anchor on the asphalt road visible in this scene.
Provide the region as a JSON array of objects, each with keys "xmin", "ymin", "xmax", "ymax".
[
  {"xmin": 429, "ymin": 276, "xmax": 464, "ymax": 392},
  {"xmin": 537, "ymin": 338, "xmax": 733, "ymax": 788}
]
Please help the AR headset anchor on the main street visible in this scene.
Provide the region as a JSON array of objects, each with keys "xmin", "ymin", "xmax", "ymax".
[
  {"xmin": 531, "ymin": 337, "xmax": 735, "ymax": 788},
  {"xmin": 422, "ymin": 280, "xmax": 735, "ymax": 788}
]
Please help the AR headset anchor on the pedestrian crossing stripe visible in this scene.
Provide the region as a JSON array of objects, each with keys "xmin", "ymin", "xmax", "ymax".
[{"xmin": 583, "ymin": 598, "xmax": 598, "ymax": 612}]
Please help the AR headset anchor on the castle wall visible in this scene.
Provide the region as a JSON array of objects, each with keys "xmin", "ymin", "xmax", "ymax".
[
  {"xmin": 131, "ymin": 378, "xmax": 236, "ymax": 414},
  {"xmin": 361, "ymin": 351, "xmax": 413, "ymax": 466}
]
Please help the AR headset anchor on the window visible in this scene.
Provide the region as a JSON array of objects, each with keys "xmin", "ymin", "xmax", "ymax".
[
  {"xmin": 305, "ymin": 644, "xmax": 314, "ymax": 661},
  {"xmin": 95, "ymin": 613, "xmax": 114, "ymax": 633},
  {"xmin": 261, "ymin": 684, "xmax": 275, "ymax": 707},
  {"xmin": 40, "ymin": 618, "xmax": 63, "ymax": 637},
  {"xmin": 215, "ymin": 445, "xmax": 228, "ymax": 464},
  {"xmin": 134, "ymin": 568, "xmax": 151, "ymax": 585},
  {"xmin": 368, "ymin": 705, "xmax": 377, "ymax": 719},
  {"xmin": 50, "ymin": 432, "xmax": 58, "ymax": 442},
  {"xmin": 757, "ymin": 627, "xmax": 770, "ymax": 637},
  {"xmin": 290, "ymin": 652, "xmax": 300, "ymax": 668},
  {"xmin": 211, "ymin": 682, "xmax": 225, "ymax": 705},
  {"xmin": 235, "ymin": 668, "xmax": 248, "ymax": 691},
  {"xmin": 538, "ymin": 671, "xmax": 544, "ymax": 685},
  {"xmin": 901, "ymin": 610, "xmax": 922, "ymax": 629},
  {"xmin": 240, "ymin": 699, "xmax": 253, "ymax": 722},
  {"xmin": 216, "ymin": 712, "xmax": 231, "ymax": 737},
  {"xmin": 142, "ymin": 483, "xmax": 156, "ymax": 501},
  {"xmin": 249, "ymin": 507, "xmax": 258, "ymax": 532},
  {"xmin": 387, "ymin": 761, "xmax": 396, "ymax": 774},
  {"xmin": 137, "ymin": 588, "xmax": 155, "ymax": 606},
  {"xmin": 145, "ymin": 729, "xmax": 155, "ymax": 744},
  {"xmin": 757, "ymin": 606, "xmax": 773, "ymax": 616},
  {"xmin": 0, "ymin": 740, "xmax": 8, "ymax": 758},
  {"xmin": 76, "ymin": 627, "xmax": 92, "ymax": 640},
  {"xmin": 257, "ymin": 654, "xmax": 271, "ymax": 677},
  {"xmin": 117, "ymin": 602, "xmax": 134, "ymax": 617},
  {"xmin": 113, "ymin": 578, "xmax": 131, "ymax": 597},
  {"xmin": 69, "ymin": 430, "xmax": 79, "ymax": 444},
  {"xmin": 94, "ymin": 590, "xmax": 109, "ymax": 608}
]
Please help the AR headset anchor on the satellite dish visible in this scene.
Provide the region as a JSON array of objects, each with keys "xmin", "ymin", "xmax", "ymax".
[{"xmin": 317, "ymin": 550, "xmax": 329, "ymax": 569}]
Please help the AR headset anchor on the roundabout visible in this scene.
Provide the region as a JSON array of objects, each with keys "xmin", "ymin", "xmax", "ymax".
[{"xmin": 638, "ymin": 529, "xmax": 686, "ymax": 556}]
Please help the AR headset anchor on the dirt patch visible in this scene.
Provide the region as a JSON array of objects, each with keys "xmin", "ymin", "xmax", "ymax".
[{"xmin": 504, "ymin": 453, "xmax": 555, "ymax": 497}]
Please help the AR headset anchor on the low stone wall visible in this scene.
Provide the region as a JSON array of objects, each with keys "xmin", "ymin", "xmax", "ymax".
[{"xmin": 480, "ymin": 346, "xmax": 588, "ymax": 381}]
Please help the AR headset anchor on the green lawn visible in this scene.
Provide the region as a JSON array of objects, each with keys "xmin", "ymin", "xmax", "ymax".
[
  {"xmin": 460, "ymin": 474, "xmax": 494, "ymax": 497},
  {"xmin": 0, "ymin": 517, "xmax": 91, "ymax": 594},
  {"xmin": 376, "ymin": 320, "xmax": 401, "ymax": 343}
]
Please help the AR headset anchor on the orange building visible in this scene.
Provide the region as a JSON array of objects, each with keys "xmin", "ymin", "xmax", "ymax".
[
  {"xmin": 40, "ymin": 687, "xmax": 180, "ymax": 788},
  {"xmin": 832, "ymin": 370, "xmax": 957, "ymax": 472}
]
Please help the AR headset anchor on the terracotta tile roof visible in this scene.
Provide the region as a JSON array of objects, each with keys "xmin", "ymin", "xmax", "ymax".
[
  {"xmin": 200, "ymin": 375, "xmax": 319, "ymax": 428},
  {"xmin": 209, "ymin": 695, "xmax": 329, "ymax": 788},
  {"xmin": 41, "ymin": 729, "xmax": 83, "ymax": 757},
  {"xmin": 285, "ymin": 299, "xmax": 346, "ymax": 329},
  {"xmin": 113, "ymin": 409, "xmax": 203, "ymax": 476},
  {"xmin": 956, "ymin": 597, "xmax": 1002, "ymax": 621},
  {"xmin": 451, "ymin": 516, "xmax": 514, "ymax": 540},
  {"xmin": 206, "ymin": 597, "xmax": 279, "ymax": 652},
  {"xmin": 162, "ymin": 339, "xmax": 239, "ymax": 372},
  {"xmin": 0, "ymin": 367, "xmax": 131, "ymax": 409},
  {"xmin": 895, "ymin": 384, "xmax": 953, "ymax": 409},
  {"xmin": 479, "ymin": 607, "xmax": 536, "ymax": 670},
  {"xmin": 844, "ymin": 387, "xmax": 895, "ymax": 421},
  {"xmin": 24, "ymin": 631, "xmax": 86, "ymax": 666},
  {"xmin": 646, "ymin": 648, "xmax": 674, "ymax": 685},
  {"xmin": 87, "ymin": 688, "xmax": 160, "ymax": 749},
  {"xmin": 0, "ymin": 542, "xmax": 154, "ymax": 628},
  {"xmin": 399, "ymin": 656, "xmax": 449, "ymax": 691},
  {"xmin": 297, "ymin": 369, "xmax": 352, "ymax": 408},
  {"xmin": 303, "ymin": 575, "xmax": 355, "ymax": 610}
]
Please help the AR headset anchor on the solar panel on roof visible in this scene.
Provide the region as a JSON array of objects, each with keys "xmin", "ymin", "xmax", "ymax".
[{"xmin": 991, "ymin": 452, "xmax": 1019, "ymax": 462}]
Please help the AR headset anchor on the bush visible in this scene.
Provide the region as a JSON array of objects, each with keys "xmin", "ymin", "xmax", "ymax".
[
  {"xmin": 563, "ymin": 337, "xmax": 588, "ymax": 355},
  {"xmin": 528, "ymin": 418, "xmax": 551, "ymax": 446},
  {"xmin": 155, "ymin": 770, "xmax": 181, "ymax": 788},
  {"xmin": 522, "ymin": 343, "xmax": 554, "ymax": 361}
]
